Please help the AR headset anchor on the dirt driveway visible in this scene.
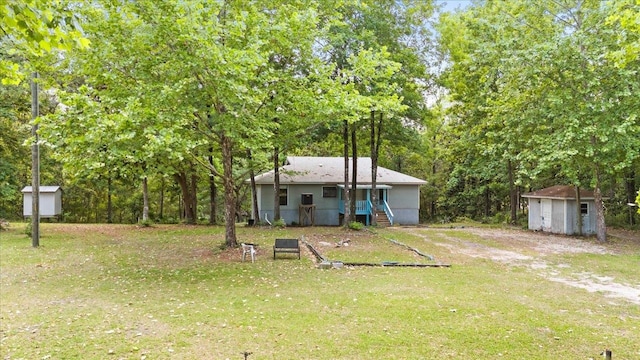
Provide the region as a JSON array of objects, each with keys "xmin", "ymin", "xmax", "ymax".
[{"xmin": 392, "ymin": 227, "xmax": 640, "ymax": 305}]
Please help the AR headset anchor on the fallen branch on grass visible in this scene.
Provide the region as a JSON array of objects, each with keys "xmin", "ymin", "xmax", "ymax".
[{"xmin": 389, "ymin": 239, "xmax": 434, "ymax": 260}]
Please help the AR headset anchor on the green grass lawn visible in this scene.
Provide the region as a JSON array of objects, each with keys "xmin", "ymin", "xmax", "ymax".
[{"xmin": 1, "ymin": 223, "xmax": 638, "ymax": 359}]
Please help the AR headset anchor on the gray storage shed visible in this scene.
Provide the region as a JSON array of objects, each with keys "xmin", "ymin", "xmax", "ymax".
[
  {"xmin": 522, "ymin": 185, "xmax": 598, "ymax": 235},
  {"xmin": 22, "ymin": 186, "xmax": 63, "ymax": 218}
]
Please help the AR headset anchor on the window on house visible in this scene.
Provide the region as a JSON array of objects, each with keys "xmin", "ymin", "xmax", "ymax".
[
  {"xmin": 323, "ymin": 186, "xmax": 337, "ymax": 198},
  {"xmin": 580, "ymin": 203, "xmax": 588, "ymax": 215},
  {"xmin": 279, "ymin": 187, "xmax": 288, "ymax": 206}
]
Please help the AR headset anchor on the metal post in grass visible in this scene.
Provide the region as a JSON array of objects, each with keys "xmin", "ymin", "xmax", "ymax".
[{"xmin": 31, "ymin": 72, "xmax": 40, "ymax": 247}]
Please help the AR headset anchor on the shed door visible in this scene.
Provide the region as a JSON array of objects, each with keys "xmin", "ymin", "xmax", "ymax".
[
  {"xmin": 580, "ymin": 202, "xmax": 590, "ymax": 234},
  {"xmin": 541, "ymin": 199, "xmax": 552, "ymax": 231}
]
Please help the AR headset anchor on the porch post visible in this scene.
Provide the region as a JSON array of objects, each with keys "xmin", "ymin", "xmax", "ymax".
[
  {"xmin": 338, "ymin": 186, "xmax": 343, "ymax": 214},
  {"xmin": 367, "ymin": 189, "xmax": 371, "ymax": 225}
]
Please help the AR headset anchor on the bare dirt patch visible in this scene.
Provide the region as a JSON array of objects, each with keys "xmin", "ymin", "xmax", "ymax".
[
  {"xmin": 395, "ymin": 227, "xmax": 640, "ymax": 305},
  {"xmin": 465, "ymin": 228, "xmax": 611, "ymax": 256}
]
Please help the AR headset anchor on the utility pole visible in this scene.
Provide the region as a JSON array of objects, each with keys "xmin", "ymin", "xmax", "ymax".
[{"xmin": 31, "ymin": 72, "xmax": 40, "ymax": 247}]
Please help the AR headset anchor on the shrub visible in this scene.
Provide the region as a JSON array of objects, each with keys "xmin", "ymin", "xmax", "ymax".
[
  {"xmin": 606, "ymin": 211, "xmax": 639, "ymax": 229},
  {"xmin": 481, "ymin": 212, "xmax": 510, "ymax": 225},
  {"xmin": 348, "ymin": 221, "xmax": 364, "ymax": 231},
  {"xmin": 517, "ymin": 216, "xmax": 528, "ymax": 229},
  {"xmin": 272, "ymin": 218, "xmax": 286, "ymax": 228},
  {"xmin": 24, "ymin": 221, "xmax": 32, "ymax": 237},
  {"xmin": 139, "ymin": 218, "xmax": 154, "ymax": 227},
  {"xmin": 438, "ymin": 215, "xmax": 452, "ymax": 224},
  {"xmin": 454, "ymin": 216, "xmax": 474, "ymax": 224}
]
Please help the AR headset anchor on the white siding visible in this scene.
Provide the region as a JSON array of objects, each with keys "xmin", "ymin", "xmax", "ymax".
[
  {"xmin": 527, "ymin": 200, "xmax": 542, "ymax": 231},
  {"xmin": 525, "ymin": 197, "xmax": 597, "ymax": 235},
  {"xmin": 22, "ymin": 189, "xmax": 62, "ymax": 217},
  {"xmin": 551, "ymin": 199, "xmax": 564, "ymax": 233},
  {"xmin": 541, "ymin": 199, "xmax": 552, "ymax": 231}
]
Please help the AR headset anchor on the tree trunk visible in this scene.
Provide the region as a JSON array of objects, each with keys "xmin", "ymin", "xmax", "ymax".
[
  {"xmin": 594, "ymin": 166, "xmax": 607, "ymax": 243},
  {"xmin": 107, "ymin": 174, "xmax": 113, "ymax": 223},
  {"xmin": 190, "ymin": 172, "xmax": 198, "ymax": 221},
  {"xmin": 208, "ymin": 153, "xmax": 217, "ymax": 225},
  {"xmin": 626, "ymin": 170, "xmax": 636, "ymax": 226},
  {"xmin": 175, "ymin": 172, "xmax": 196, "ymax": 224},
  {"xmin": 31, "ymin": 72, "xmax": 39, "ymax": 247},
  {"xmin": 273, "ymin": 146, "xmax": 281, "ymax": 221},
  {"xmin": 350, "ymin": 126, "xmax": 357, "ymax": 220},
  {"xmin": 508, "ymin": 160, "xmax": 517, "ymax": 225},
  {"xmin": 575, "ymin": 185, "xmax": 583, "ymax": 236},
  {"xmin": 159, "ymin": 177, "xmax": 164, "ymax": 221},
  {"xmin": 221, "ymin": 133, "xmax": 237, "ymax": 247},
  {"xmin": 370, "ymin": 111, "xmax": 378, "ymax": 226},
  {"xmin": 142, "ymin": 176, "xmax": 149, "ymax": 222},
  {"xmin": 247, "ymin": 149, "xmax": 260, "ymax": 224},
  {"xmin": 370, "ymin": 111, "xmax": 383, "ymax": 226},
  {"xmin": 431, "ymin": 156, "xmax": 437, "ymax": 219},
  {"xmin": 342, "ymin": 120, "xmax": 350, "ymax": 226},
  {"xmin": 484, "ymin": 183, "xmax": 490, "ymax": 217}
]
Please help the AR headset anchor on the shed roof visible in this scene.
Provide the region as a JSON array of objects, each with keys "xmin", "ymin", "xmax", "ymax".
[
  {"xmin": 521, "ymin": 185, "xmax": 596, "ymax": 200},
  {"xmin": 21, "ymin": 186, "xmax": 62, "ymax": 193},
  {"xmin": 253, "ymin": 156, "xmax": 427, "ymax": 185}
]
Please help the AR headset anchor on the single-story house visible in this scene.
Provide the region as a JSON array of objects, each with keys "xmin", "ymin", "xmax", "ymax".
[
  {"xmin": 251, "ymin": 156, "xmax": 427, "ymax": 226},
  {"xmin": 521, "ymin": 185, "xmax": 599, "ymax": 235},
  {"xmin": 22, "ymin": 186, "xmax": 63, "ymax": 218}
]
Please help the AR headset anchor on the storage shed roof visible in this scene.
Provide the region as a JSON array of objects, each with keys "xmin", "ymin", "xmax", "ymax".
[
  {"xmin": 521, "ymin": 185, "xmax": 596, "ymax": 200},
  {"xmin": 22, "ymin": 186, "xmax": 62, "ymax": 193}
]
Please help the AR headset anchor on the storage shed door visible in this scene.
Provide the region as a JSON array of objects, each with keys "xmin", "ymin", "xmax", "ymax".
[
  {"xmin": 541, "ymin": 199, "xmax": 552, "ymax": 231},
  {"xmin": 580, "ymin": 202, "xmax": 590, "ymax": 234}
]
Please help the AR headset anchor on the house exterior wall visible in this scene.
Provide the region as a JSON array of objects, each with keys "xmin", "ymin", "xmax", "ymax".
[
  {"xmin": 387, "ymin": 185, "xmax": 421, "ymax": 225},
  {"xmin": 256, "ymin": 183, "xmax": 421, "ymax": 226},
  {"xmin": 257, "ymin": 184, "xmax": 340, "ymax": 225}
]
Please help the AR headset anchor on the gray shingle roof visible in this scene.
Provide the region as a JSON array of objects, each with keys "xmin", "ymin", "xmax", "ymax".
[{"xmin": 253, "ymin": 157, "xmax": 427, "ymax": 185}]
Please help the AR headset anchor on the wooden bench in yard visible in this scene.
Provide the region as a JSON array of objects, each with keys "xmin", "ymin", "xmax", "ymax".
[{"xmin": 273, "ymin": 238, "xmax": 300, "ymax": 259}]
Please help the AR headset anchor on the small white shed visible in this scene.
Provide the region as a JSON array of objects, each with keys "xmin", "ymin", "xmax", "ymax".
[
  {"xmin": 22, "ymin": 186, "xmax": 63, "ymax": 218},
  {"xmin": 522, "ymin": 185, "xmax": 598, "ymax": 235}
]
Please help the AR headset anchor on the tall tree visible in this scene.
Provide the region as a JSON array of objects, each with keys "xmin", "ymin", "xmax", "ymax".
[
  {"xmin": 437, "ymin": 0, "xmax": 640, "ymax": 239},
  {"xmin": 1, "ymin": 0, "xmax": 89, "ymax": 85}
]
